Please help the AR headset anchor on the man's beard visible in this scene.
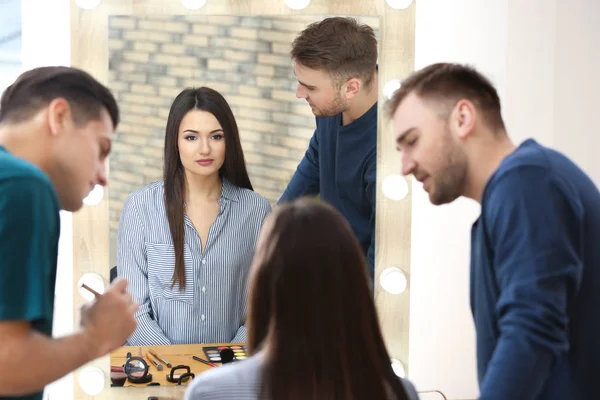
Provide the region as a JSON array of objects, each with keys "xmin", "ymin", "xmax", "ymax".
[
  {"xmin": 427, "ymin": 136, "xmax": 469, "ymax": 205},
  {"xmin": 310, "ymin": 92, "xmax": 348, "ymax": 117}
]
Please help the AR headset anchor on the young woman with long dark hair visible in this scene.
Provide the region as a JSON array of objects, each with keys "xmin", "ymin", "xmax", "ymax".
[
  {"xmin": 117, "ymin": 87, "xmax": 271, "ymax": 345},
  {"xmin": 186, "ymin": 198, "xmax": 418, "ymax": 400}
]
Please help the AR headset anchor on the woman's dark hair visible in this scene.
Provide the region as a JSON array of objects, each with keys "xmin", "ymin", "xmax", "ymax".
[
  {"xmin": 163, "ymin": 87, "xmax": 252, "ymax": 289},
  {"xmin": 247, "ymin": 198, "xmax": 410, "ymax": 400}
]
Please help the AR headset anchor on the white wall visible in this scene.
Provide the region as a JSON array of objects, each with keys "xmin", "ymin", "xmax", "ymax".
[
  {"xmin": 0, "ymin": 0, "xmax": 22, "ymax": 92},
  {"xmin": 408, "ymin": 0, "xmax": 599, "ymax": 399},
  {"xmin": 553, "ymin": 0, "xmax": 600, "ymax": 184},
  {"xmin": 21, "ymin": 2, "xmax": 73, "ymax": 399},
  {"xmin": 407, "ymin": 1, "xmax": 501, "ymax": 397},
  {"xmin": 0, "ymin": 65, "xmax": 22, "ymax": 93}
]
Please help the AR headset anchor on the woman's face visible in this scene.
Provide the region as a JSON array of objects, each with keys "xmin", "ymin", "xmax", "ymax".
[{"xmin": 177, "ymin": 109, "xmax": 226, "ymax": 178}]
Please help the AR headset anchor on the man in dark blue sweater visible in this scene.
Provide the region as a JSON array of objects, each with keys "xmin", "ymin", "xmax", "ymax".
[
  {"xmin": 278, "ymin": 17, "xmax": 379, "ymax": 280},
  {"xmin": 387, "ymin": 62, "xmax": 600, "ymax": 400}
]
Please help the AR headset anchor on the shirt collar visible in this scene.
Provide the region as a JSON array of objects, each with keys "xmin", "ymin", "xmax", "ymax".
[{"xmin": 220, "ymin": 178, "xmax": 239, "ymax": 202}]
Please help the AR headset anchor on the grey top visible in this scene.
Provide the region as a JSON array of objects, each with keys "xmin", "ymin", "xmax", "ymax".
[{"xmin": 185, "ymin": 352, "xmax": 420, "ymax": 400}]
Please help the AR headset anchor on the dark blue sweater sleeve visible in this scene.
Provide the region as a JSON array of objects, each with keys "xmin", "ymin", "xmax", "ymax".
[
  {"xmin": 479, "ymin": 167, "xmax": 583, "ymax": 400},
  {"xmin": 278, "ymin": 129, "xmax": 320, "ymax": 204}
]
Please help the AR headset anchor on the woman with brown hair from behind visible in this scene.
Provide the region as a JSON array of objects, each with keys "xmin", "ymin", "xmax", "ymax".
[{"xmin": 186, "ymin": 197, "xmax": 419, "ymax": 400}]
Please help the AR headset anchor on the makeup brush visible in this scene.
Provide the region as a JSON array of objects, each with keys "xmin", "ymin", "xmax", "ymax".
[
  {"xmin": 80, "ymin": 283, "xmax": 101, "ymax": 298},
  {"xmin": 146, "ymin": 353, "xmax": 163, "ymax": 371},
  {"xmin": 148, "ymin": 349, "xmax": 172, "ymax": 368}
]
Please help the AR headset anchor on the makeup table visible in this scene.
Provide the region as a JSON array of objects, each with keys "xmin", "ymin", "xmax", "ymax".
[{"xmin": 110, "ymin": 342, "xmax": 245, "ymax": 388}]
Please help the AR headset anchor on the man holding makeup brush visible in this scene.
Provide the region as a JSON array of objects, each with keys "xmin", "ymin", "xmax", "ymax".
[{"xmin": 0, "ymin": 66, "xmax": 138, "ymax": 400}]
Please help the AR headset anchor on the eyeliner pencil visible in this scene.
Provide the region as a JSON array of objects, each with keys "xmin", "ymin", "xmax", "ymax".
[{"xmin": 193, "ymin": 355, "xmax": 217, "ymax": 368}]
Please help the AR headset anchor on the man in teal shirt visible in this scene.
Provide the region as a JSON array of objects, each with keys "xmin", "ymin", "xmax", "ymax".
[
  {"xmin": 0, "ymin": 149, "xmax": 61, "ymax": 345},
  {"xmin": 0, "ymin": 66, "xmax": 138, "ymax": 399}
]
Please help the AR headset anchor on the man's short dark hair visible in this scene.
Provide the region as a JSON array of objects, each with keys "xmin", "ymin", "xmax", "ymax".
[
  {"xmin": 291, "ymin": 17, "xmax": 378, "ymax": 89},
  {"xmin": 386, "ymin": 63, "xmax": 506, "ymax": 132},
  {"xmin": 0, "ymin": 66, "xmax": 119, "ymax": 129}
]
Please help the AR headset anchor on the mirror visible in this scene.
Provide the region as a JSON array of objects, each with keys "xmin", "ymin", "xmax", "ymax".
[
  {"xmin": 68, "ymin": 2, "xmax": 416, "ymax": 397},
  {"xmin": 106, "ymin": 13, "xmax": 380, "ymax": 386},
  {"xmin": 107, "ymin": 14, "xmax": 380, "ymax": 265}
]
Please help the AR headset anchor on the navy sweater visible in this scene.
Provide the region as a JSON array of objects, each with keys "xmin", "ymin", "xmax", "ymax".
[
  {"xmin": 279, "ymin": 103, "xmax": 377, "ymax": 279},
  {"xmin": 471, "ymin": 139, "xmax": 600, "ymax": 400}
]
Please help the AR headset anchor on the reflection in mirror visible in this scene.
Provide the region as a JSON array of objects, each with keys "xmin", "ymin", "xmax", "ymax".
[
  {"xmin": 107, "ymin": 14, "xmax": 380, "ymax": 386},
  {"xmin": 124, "ymin": 356, "xmax": 152, "ymax": 384}
]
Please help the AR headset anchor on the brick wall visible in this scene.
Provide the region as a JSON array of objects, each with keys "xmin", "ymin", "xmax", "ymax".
[{"xmin": 107, "ymin": 15, "xmax": 379, "ymax": 266}]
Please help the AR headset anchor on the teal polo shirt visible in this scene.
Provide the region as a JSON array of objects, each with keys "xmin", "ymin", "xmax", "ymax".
[{"xmin": 0, "ymin": 146, "xmax": 60, "ymax": 400}]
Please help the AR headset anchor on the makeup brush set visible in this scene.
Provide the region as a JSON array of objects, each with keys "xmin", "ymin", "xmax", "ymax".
[
  {"xmin": 110, "ymin": 346, "xmax": 247, "ymax": 387},
  {"xmin": 111, "ymin": 348, "xmax": 182, "ymax": 387}
]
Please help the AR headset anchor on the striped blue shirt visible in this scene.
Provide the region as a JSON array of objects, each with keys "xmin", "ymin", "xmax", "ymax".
[{"xmin": 117, "ymin": 178, "xmax": 271, "ymax": 345}]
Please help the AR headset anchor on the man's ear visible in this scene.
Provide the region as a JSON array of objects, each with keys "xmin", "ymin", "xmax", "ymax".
[
  {"xmin": 451, "ymin": 99, "xmax": 477, "ymax": 140},
  {"xmin": 343, "ymin": 78, "xmax": 361, "ymax": 100},
  {"xmin": 47, "ymin": 98, "xmax": 72, "ymax": 136}
]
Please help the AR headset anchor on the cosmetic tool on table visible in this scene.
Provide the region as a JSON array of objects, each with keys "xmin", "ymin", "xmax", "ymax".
[
  {"xmin": 123, "ymin": 348, "xmax": 153, "ymax": 384},
  {"xmin": 148, "ymin": 349, "xmax": 173, "ymax": 368},
  {"xmin": 146, "ymin": 352, "xmax": 164, "ymax": 371},
  {"xmin": 202, "ymin": 345, "xmax": 246, "ymax": 363},
  {"xmin": 192, "ymin": 355, "xmax": 217, "ymax": 368}
]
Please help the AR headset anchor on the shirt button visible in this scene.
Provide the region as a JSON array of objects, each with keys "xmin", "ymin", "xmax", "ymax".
[
  {"xmin": 201, "ymin": 314, "xmax": 206, "ymax": 321},
  {"xmin": 202, "ymin": 259, "xmax": 206, "ymax": 265},
  {"xmin": 202, "ymin": 286, "xmax": 206, "ymax": 293}
]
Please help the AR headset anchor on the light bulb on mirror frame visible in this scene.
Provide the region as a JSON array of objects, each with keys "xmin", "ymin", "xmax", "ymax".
[
  {"xmin": 380, "ymin": 267, "xmax": 408, "ymax": 295},
  {"xmin": 75, "ymin": 0, "xmax": 102, "ymax": 9},
  {"xmin": 78, "ymin": 366, "xmax": 105, "ymax": 395},
  {"xmin": 390, "ymin": 358, "xmax": 406, "ymax": 378},
  {"xmin": 382, "ymin": 174, "xmax": 409, "ymax": 201},
  {"xmin": 83, "ymin": 184, "xmax": 104, "ymax": 206},
  {"xmin": 180, "ymin": 0, "xmax": 207, "ymax": 9},
  {"xmin": 77, "ymin": 273, "xmax": 105, "ymax": 301},
  {"xmin": 284, "ymin": 0, "xmax": 311, "ymax": 10},
  {"xmin": 383, "ymin": 79, "xmax": 402, "ymax": 100},
  {"xmin": 386, "ymin": 0, "xmax": 414, "ymax": 9}
]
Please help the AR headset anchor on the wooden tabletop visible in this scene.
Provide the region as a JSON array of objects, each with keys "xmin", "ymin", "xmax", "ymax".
[{"xmin": 110, "ymin": 343, "xmax": 244, "ymax": 388}]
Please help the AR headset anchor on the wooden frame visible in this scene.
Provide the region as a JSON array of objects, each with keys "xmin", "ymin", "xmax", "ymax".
[{"xmin": 70, "ymin": 0, "xmax": 415, "ymax": 398}]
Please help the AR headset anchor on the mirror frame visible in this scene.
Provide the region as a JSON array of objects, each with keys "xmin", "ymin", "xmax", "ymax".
[{"xmin": 69, "ymin": 0, "xmax": 415, "ymax": 398}]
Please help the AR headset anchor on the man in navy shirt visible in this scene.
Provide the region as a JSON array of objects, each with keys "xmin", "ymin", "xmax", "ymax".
[
  {"xmin": 278, "ymin": 17, "xmax": 379, "ymax": 280},
  {"xmin": 0, "ymin": 66, "xmax": 138, "ymax": 399},
  {"xmin": 387, "ymin": 62, "xmax": 600, "ymax": 400}
]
